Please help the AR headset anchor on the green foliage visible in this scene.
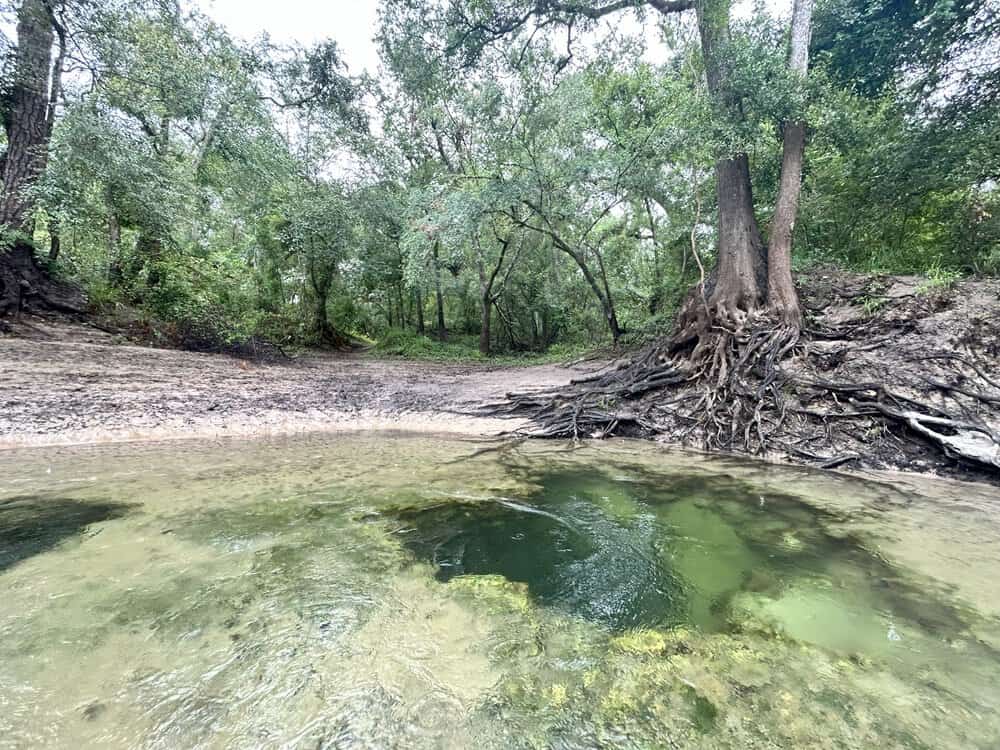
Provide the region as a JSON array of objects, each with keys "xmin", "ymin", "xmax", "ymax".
[
  {"xmin": 917, "ymin": 263, "xmax": 962, "ymax": 294},
  {"xmin": 9, "ymin": 0, "xmax": 997, "ymax": 357},
  {"xmin": 860, "ymin": 295, "xmax": 888, "ymax": 316},
  {"xmin": 372, "ymin": 329, "xmax": 588, "ymax": 364}
]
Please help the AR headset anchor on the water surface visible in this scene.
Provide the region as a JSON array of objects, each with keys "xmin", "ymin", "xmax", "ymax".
[{"xmin": 1, "ymin": 434, "xmax": 998, "ymax": 749}]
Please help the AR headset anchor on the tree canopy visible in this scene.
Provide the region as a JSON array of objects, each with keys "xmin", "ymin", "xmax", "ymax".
[{"xmin": 1, "ymin": 0, "xmax": 997, "ymax": 353}]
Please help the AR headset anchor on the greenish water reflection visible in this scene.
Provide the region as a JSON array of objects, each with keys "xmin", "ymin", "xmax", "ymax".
[{"xmin": 0, "ymin": 434, "xmax": 998, "ymax": 749}]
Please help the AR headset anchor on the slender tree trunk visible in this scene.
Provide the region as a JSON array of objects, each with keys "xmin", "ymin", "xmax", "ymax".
[
  {"xmin": 0, "ymin": 0, "xmax": 54, "ymax": 233},
  {"xmin": 594, "ymin": 248, "xmax": 624, "ymax": 345},
  {"xmin": 47, "ymin": 219, "xmax": 60, "ymax": 262},
  {"xmin": 644, "ymin": 198, "xmax": 664, "ymax": 314},
  {"xmin": 397, "ymin": 283, "xmax": 408, "ymax": 328},
  {"xmin": 767, "ymin": 122, "xmax": 805, "ymax": 325},
  {"xmin": 479, "ymin": 294, "xmax": 492, "ymax": 355},
  {"xmin": 415, "ymin": 287, "xmax": 426, "ymax": 334},
  {"xmin": 433, "ymin": 242, "xmax": 447, "ymax": 340},
  {"xmin": 42, "ymin": 8, "xmax": 65, "ymax": 268},
  {"xmin": 567, "ymin": 249, "xmax": 622, "ymax": 344},
  {"xmin": 107, "ymin": 211, "xmax": 122, "ymax": 285},
  {"xmin": 766, "ymin": 0, "xmax": 813, "ymax": 327},
  {"xmin": 477, "ymin": 251, "xmax": 492, "ymax": 355}
]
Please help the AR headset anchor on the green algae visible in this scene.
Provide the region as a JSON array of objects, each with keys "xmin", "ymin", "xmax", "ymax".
[{"xmin": 1, "ymin": 433, "xmax": 999, "ymax": 749}]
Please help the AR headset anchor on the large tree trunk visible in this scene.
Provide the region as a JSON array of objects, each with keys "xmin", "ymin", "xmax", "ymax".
[
  {"xmin": 766, "ymin": 0, "xmax": 813, "ymax": 327},
  {"xmin": 0, "ymin": 0, "xmax": 54, "ymax": 232},
  {"xmin": 767, "ymin": 122, "xmax": 805, "ymax": 325},
  {"xmin": 0, "ymin": 1, "xmax": 85, "ymax": 318},
  {"xmin": 672, "ymin": 0, "xmax": 768, "ymax": 349},
  {"xmin": 673, "ymin": 155, "xmax": 766, "ymax": 348},
  {"xmin": 709, "ymin": 154, "xmax": 767, "ymax": 318}
]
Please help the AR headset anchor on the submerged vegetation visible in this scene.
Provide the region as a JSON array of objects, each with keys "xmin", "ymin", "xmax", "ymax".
[
  {"xmin": 2, "ymin": 434, "xmax": 999, "ymax": 748},
  {"xmin": 3, "ymin": 4, "xmax": 999, "ymax": 744}
]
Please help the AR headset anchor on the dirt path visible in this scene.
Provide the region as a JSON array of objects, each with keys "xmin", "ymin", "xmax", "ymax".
[{"xmin": 0, "ymin": 331, "xmax": 593, "ymax": 448}]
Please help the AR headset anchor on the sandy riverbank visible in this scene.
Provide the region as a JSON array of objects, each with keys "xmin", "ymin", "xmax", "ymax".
[{"xmin": 0, "ymin": 332, "xmax": 593, "ymax": 449}]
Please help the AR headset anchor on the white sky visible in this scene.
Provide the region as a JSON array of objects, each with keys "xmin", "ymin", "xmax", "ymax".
[
  {"xmin": 6, "ymin": 0, "xmax": 785, "ymax": 73},
  {"xmin": 200, "ymin": 0, "xmax": 383, "ymax": 75},
  {"xmin": 196, "ymin": 0, "xmax": 781, "ymax": 76}
]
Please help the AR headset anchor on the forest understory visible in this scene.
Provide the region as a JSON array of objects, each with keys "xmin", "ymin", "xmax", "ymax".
[{"xmin": 1, "ymin": 268, "xmax": 998, "ymax": 485}]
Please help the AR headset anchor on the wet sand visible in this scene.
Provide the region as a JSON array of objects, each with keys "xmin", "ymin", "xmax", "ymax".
[{"xmin": 0, "ymin": 337, "xmax": 592, "ymax": 448}]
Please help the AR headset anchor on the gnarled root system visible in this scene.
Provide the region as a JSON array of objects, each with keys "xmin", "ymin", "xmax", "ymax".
[{"xmin": 486, "ymin": 281, "xmax": 1000, "ymax": 478}]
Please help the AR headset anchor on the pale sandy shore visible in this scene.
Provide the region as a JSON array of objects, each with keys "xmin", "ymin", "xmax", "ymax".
[{"xmin": 0, "ymin": 336, "xmax": 591, "ymax": 449}]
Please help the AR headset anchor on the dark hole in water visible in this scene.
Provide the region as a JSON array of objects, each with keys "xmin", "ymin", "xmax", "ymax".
[
  {"xmin": 0, "ymin": 496, "xmax": 132, "ymax": 572},
  {"xmin": 389, "ymin": 465, "xmax": 978, "ymax": 642},
  {"xmin": 392, "ymin": 471, "xmax": 689, "ymax": 631}
]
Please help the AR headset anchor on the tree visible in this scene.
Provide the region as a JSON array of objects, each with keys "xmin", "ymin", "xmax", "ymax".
[
  {"xmin": 0, "ymin": 0, "xmax": 79, "ymax": 315},
  {"xmin": 435, "ymin": 0, "xmax": 817, "ymax": 347},
  {"xmin": 275, "ymin": 181, "xmax": 355, "ymax": 347},
  {"xmin": 1, "ymin": 0, "xmax": 58, "ymax": 231},
  {"xmin": 764, "ymin": 0, "xmax": 813, "ymax": 326},
  {"xmin": 411, "ymin": 0, "xmax": 832, "ymax": 447}
]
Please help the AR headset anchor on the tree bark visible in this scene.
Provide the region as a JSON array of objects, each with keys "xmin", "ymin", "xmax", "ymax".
[
  {"xmin": 47, "ymin": 219, "xmax": 61, "ymax": 262},
  {"xmin": 0, "ymin": 1, "xmax": 86, "ymax": 317},
  {"xmin": 307, "ymin": 259, "xmax": 347, "ymax": 346},
  {"xmin": 479, "ymin": 294, "xmax": 492, "ymax": 355},
  {"xmin": 433, "ymin": 242, "xmax": 447, "ymax": 340},
  {"xmin": 314, "ymin": 291, "xmax": 335, "ymax": 343},
  {"xmin": 709, "ymin": 154, "xmax": 767, "ymax": 318},
  {"xmin": 767, "ymin": 122, "xmax": 805, "ymax": 325},
  {"xmin": 0, "ymin": 0, "xmax": 54, "ymax": 233},
  {"xmin": 0, "ymin": 241, "xmax": 84, "ymax": 316},
  {"xmin": 415, "ymin": 287, "xmax": 426, "ymax": 334},
  {"xmin": 697, "ymin": 0, "xmax": 767, "ymax": 324},
  {"xmin": 766, "ymin": 0, "xmax": 813, "ymax": 327},
  {"xmin": 672, "ymin": 0, "xmax": 769, "ymax": 347},
  {"xmin": 572, "ymin": 249, "xmax": 622, "ymax": 344}
]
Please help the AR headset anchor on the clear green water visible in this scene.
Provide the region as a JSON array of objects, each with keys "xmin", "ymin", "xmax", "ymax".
[{"xmin": 1, "ymin": 434, "xmax": 999, "ymax": 749}]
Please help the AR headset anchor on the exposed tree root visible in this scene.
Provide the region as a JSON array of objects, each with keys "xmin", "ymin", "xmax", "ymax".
[
  {"xmin": 0, "ymin": 243, "xmax": 86, "ymax": 318},
  {"xmin": 486, "ymin": 275, "xmax": 1000, "ymax": 479}
]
